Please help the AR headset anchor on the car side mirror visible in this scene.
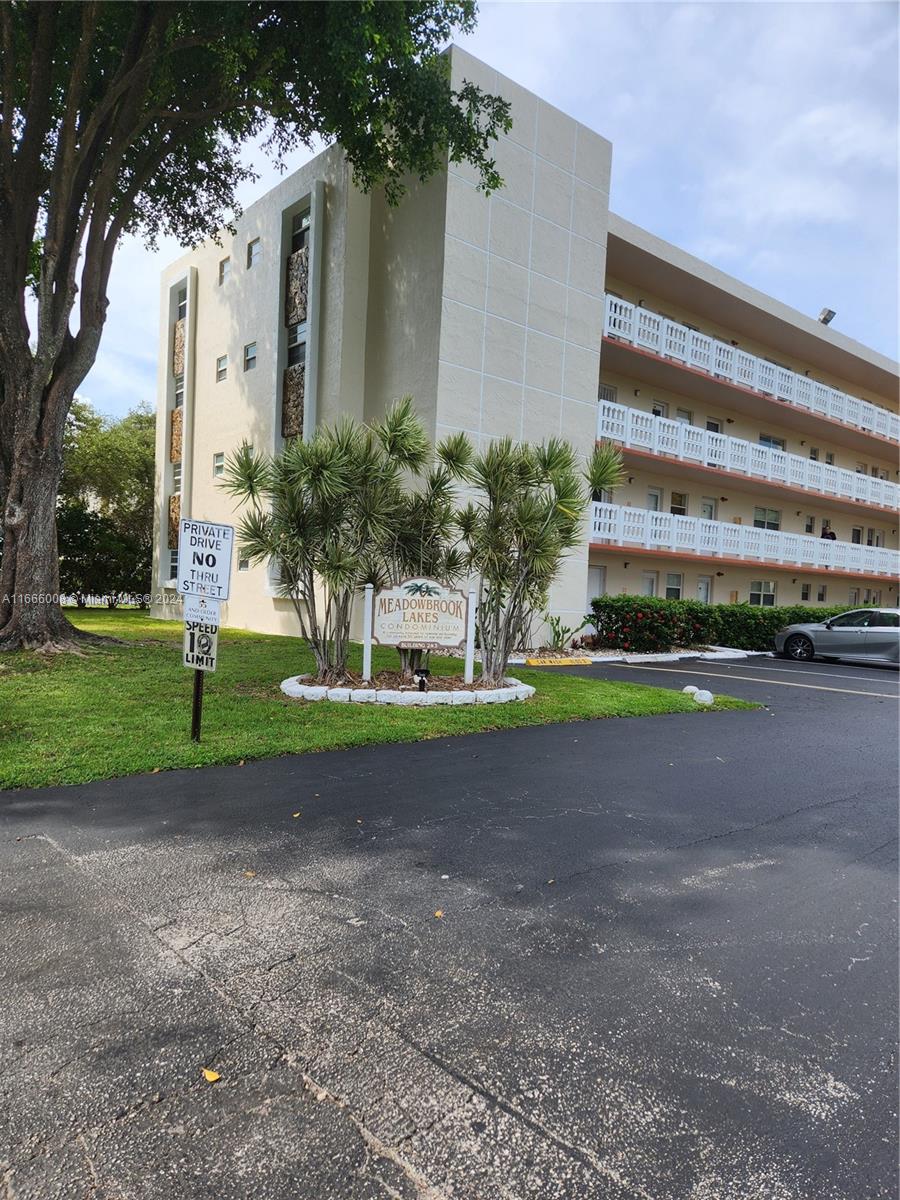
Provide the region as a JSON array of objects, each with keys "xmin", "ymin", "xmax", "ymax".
[{"xmin": 824, "ymin": 620, "xmax": 833, "ymax": 629}]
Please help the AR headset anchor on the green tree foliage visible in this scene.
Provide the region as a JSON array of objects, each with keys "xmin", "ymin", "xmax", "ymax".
[
  {"xmin": 458, "ymin": 439, "xmax": 625, "ymax": 685},
  {"xmin": 61, "ymin": 400, "xmax": 156, "ymax": 545},
  {"xmin": 57, "ymin": 502, "xmax": 151, "ymax": 608},
  {"xmin": 0, "ymin": 1, "xmax": 510, "ymax": 648},
  {"xmin": 222, "ymin": 398, "xmax": 445, "ymax": 683}
]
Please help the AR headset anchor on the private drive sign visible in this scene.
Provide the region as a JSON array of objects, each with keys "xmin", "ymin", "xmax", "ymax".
[
  {"xmin": 372, "ymin": 578, "xmax": 468, "ymax": 649},
  {"xmin": 177, "ymin": 518, "xmax": 234, "ymax": 600}
]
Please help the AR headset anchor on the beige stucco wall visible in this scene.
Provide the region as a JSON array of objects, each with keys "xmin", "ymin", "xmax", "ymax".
[
  {"xmin": 588, "ymin": 553, "xmax": 894, "ymax": 611},
  {"xmin": 434, "ymin": 47, "xmax": 613, "ymax": 630}
]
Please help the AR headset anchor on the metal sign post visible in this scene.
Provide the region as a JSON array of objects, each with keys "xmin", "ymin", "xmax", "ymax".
[
  {"xmin": 183, "ymin": 595, "xmax": 222, "ymax": 742},
  {"xmin": 178, "ymin": 521, "xmax": 233, "ymax": 744}
]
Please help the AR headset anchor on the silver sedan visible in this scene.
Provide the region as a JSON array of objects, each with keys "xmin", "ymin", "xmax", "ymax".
[{"xmin": 774, "ymin": 608, "xmax": 900, "ymax": 665}]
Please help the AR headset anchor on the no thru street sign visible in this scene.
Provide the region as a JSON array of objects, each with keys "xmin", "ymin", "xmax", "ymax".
[{"xmin": 177, "ymin": 519, "xmax": 234, "ymax": 600}]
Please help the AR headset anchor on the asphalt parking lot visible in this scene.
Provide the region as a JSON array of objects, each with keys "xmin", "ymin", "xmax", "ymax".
[
  {"xmin": 554, "ymin": 652, "xmax": 900, "ymax": 709},
  {"xmin": 1, "ymin": 656, "xmax": 897, "ymax": 1199}
]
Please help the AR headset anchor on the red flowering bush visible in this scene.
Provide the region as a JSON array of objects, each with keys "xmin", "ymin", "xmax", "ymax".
[{"xmin": 586, "ymin": 595, "xmax": 717, "ymax": 652}]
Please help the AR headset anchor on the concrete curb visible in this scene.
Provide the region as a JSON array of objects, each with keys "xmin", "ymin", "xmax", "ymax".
[
  {"xmin": 507, "ymin": 647, "xmax": 774, "ymax": 666},
  {"xmin": 280, "ymin": 676, "xmax": 536, "ymax": 706}
]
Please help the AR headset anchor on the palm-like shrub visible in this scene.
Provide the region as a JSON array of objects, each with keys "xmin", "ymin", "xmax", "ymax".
[
  {"xmin": 375, "ymin": 430, "xmax": 473, "ymax": 678},
  {"xmin": 221, "ymin": 399, "xmax": 430, "ymax": 684},
  {"xmin": 458, "ymin": 439, "xmax": 624, "ymax": 686}
]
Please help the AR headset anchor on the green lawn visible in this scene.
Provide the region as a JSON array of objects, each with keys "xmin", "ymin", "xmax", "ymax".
[{"xmin": 0, "ymin": 609, "xmax": 755, "ymax": 790}]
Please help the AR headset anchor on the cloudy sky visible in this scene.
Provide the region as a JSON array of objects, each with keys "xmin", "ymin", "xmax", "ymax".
[{"xmin": 82, "ymin": 0, "xmax": 898, "ymax": 419}]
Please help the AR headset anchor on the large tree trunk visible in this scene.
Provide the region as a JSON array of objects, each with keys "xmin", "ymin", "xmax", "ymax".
[{"xmin": 0, "ymin": 382, "xmax": 89, "ymax": 650}]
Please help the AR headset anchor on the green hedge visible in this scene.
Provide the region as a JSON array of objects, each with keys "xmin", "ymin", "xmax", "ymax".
[
  {"xmin": 587, "ymin": 595, "xmax": 860, "ymax": 652},
  {"xmin": 586, "ymin": 595, "xmax": 718, "ymax": 653}
]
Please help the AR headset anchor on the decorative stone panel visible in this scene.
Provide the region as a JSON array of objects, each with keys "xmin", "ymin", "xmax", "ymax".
[
  {"xmin": 168, "ymin": 494, "xmax": 180, "ymax": 549},
  {"xmin": 172, "ymin": 318, "xmax": 185, "ymax": 375},
  {"xmin": 285, "ymin": 246, "xmax": 309, "ymax": 326},
  {"xmin": 169, "ymin": 407, "xmax": 183, "ymax": 462},
  {"xmin": 282, "ymin": 363, "xmax": 305, "ymax": 439}
]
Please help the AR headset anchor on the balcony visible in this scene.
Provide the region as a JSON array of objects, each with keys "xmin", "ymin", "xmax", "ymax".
[
  {"xmin": 603, "ymin": 295, "xmax": 900, "ymax": 445},
  {"xmin": 591, "ymin": 502, "xmax": 899, "ymax": 579},
  {"xmin": 598, "ymin": 399, "xmax": 899, "ymax": 512}
]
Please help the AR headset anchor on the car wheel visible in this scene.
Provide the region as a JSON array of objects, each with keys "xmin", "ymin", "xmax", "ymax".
[{"xmin": 784, "ymin": 634, "xmax": 815, "ymax": 662}]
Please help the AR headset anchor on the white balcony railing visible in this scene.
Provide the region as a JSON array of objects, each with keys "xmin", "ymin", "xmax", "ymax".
[
  {"xmin": 598, "ymin": 400, "xmax": 899, "ymax": 510},
  {"xmin": 603, "ymin": 295, "xmax": 900, "ymax": 444},
  {"xmin": 591, "ymin": 502, "xmax": 900, "ymax": 578}
]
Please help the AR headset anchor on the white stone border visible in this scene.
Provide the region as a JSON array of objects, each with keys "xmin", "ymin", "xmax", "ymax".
[{"xmin": 280, "ymin": 675, "xmax": 535, "ymax": 706}]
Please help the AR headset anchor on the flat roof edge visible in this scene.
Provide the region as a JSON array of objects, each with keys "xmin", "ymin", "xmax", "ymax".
[{"xmin": 607, "ymin": 212, "xmax": 899, "ymax": 382}]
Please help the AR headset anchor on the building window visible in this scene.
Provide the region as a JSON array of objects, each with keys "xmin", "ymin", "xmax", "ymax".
[
  {"xmin": 650, "ymin": 400, "xmax": 668, "ymax": 418},
  {"xmin": 849, "ymin": 587, "xmax": 860, "ymax": 605},
  {"xmin": 169, "ymin": 548, "xmax": 179, "ymax": 580},
  {"xmin": 872, "ymin": 466, "xmax": 888, "ymax": 480},
  {"xmin": 247, "ymin": 238, "xmax": 260, "ymax": 268},
  {"xmin": 216, "ymin": 354, "xmax": 228, "ymax": 382},
  {"xmin": 753, "ymin": 507, "xmax": 781, "ymax": 530},
  {"xmin": 641, "ymin": 571, "xmax": 658, "ymax": 597},
  {"xmin": 817, "ymin": 585, "xmax": 827, "ymax": 602},
  {"xmin": 176, "ymin": 287, "xmax": 187, "ymax": 320},
  {"xmin": 174, "ymin": 373, "xmax": 185, "ymax": 408},
  {"xmin": 801, "ymin": 583, "xmax": 811, "ymax": 600},
  {"xmin": 851, "ymin": 526, "xmax": 863, "ymax": 544},
  {"xmin": 665, "ymin": 573, "xmax": 683, "ymax": 600},
  {"xmin": 243, "ymin": 342, "xmax": 257, "ymax": 372},
  {"xmin": 872, "ymin": 590, "xmax": 883, "ymax": 607},
  {"xmin": 855, "ymin": 462, "xmax": 867, "ymax": 474},
  {"xmin": 804, "ymin": 515, "xmax": 815, "ymax": 534},
  {"xmin": 749, "ymin": 580, "xmax": 776, "ymax": 606},
  {"xmin": 759, "ymin": 434, "xmax": 786, "ymax": 452},
  {"xmin": 675, "ymin": 408, "xmax": 693, "ymax": 425},
  {"xmin": 173, "ymin": 461, "xmax": 182, "ymax": 491},
  {"xmin": 238, "ymin": 557, "xmax": 250, "ymax": 572},
  {"xmin": 218, "ymin": 257, "xmax": 231, "ymax": 284},
  {"xmin": 598, "ymin": 382, "xmax": 618, "ymax": 404},
  {"xmin": 700, "ymin": 497, "xmax": 717, "ymax": 521},
  {"xmin": 213, "ymin": 452, "xmax": 225, "ymax": 477},
  {"xmin": 824, "ymin": 452, "xmax": 835, "ymax": 465},
  {"xmin": 809, "ymin": 447, "xmax": 819, "ymax": 461},
  {"xmin": 287, "ymin": 323, "xmax": 306, "ymax": 367},
  {"xmin": 291, "ymin": 210, "xmax": 310, "ymax": 253},
  {"xmin": 670, "ymin": 491, "xmax": 688, "ymax": 516},
  {"xmin": 706, "ymin": 418, "xmax": 722, "ymax": 434},
  {"xmin": 646, "ymin": 487, "xmax": 663, "ymax": 511}
]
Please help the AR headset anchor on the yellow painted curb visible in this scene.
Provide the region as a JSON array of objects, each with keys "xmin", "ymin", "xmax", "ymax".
[{"xmin": 525, "ymin": 657, "xmax": 593, "ymax": 667}]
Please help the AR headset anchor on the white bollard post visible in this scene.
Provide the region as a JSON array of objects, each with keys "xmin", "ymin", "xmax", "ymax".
[
  {"xmin": 362, "ymin": 583, "xmax": 374, "ymax": 682},
  {"xmin": 463, "ymin": 590, "xmax": 476, "ymax": 685}
]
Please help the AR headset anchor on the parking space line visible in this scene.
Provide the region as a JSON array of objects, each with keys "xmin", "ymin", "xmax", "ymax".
[
  {"xmin": 618, "ymin": 664, "xmax": 900, "ymax": 699},
  {"xmin": 699, "ymin": 661, "xmax": 900, "ymax": 684}
]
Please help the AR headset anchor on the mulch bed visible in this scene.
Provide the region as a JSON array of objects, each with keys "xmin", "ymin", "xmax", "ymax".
[{"xmin": 334, "ymin": 670, "xmax": 498, "ymax": 692}]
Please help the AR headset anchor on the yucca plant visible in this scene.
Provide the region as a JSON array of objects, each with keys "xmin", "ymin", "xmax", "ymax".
[
  {"xmin": 375, "ymin": 428, "xmax": 474, "ymax": 679},
  {"xmin": 220, "ymin": 398, "xmax": 431, "ymax": 684},
  {"xmin": 458, "ymin": 439, "xmax": 624, "ymax": 686}
]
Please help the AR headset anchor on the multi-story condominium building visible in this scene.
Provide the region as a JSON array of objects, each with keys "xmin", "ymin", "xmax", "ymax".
[{"xmin": 152, "ymin": 47, "xmax": 899, "ymax": 636}]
